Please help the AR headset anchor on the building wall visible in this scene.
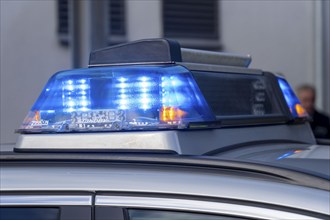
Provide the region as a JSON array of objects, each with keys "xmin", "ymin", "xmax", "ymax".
[
  {"xmin": 0, "ymin": 1, "xmax": 70, "ymax": 144},
  {"xmin": 221, "ymin": 1, "xmax": 316, "ymax": 92},
  {"xmin": 0, "ymin": 0, "xmax": 327, "ymax": 145},
  {"xmin": 127, "ymin": 0, "xmax": 162, "ymax": 41}
]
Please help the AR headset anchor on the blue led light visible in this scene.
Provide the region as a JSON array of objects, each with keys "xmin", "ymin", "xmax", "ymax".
[
  {"xmin": 276, "ymin": 151, "xmax": 295, "ymax": 160},
  {"xmin": 278, "ymin": 77, "xmax": 307, "ymax": 118},
  {"xmin": 20, "ymin": 65, "xmax": 215, "ymax": 133},
  {"xmin": 276, "ymin": 149, "xmax": 303, "ymax": 160}
]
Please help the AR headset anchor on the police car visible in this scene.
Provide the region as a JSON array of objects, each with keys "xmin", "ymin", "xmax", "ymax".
[{"xmin": 1, "ymin": 39, "xmax": 329, "ymax": 220}]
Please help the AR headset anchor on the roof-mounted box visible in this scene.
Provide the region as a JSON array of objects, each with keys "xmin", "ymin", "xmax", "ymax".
[{"xmin": 89, "ymin": 38, "xmax": 251, "ymax": 68}]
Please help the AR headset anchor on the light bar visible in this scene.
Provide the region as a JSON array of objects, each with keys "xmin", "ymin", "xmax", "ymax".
[
  {"xmin": 277, "ymin": 78, "xmax": 308, "ymax": 118},
  {"xmin": 18, "ymin": 65, "xmax": 215, "ymax": 133}
]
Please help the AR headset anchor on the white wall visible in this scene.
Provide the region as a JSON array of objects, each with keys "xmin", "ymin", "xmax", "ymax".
[
  {"xmin": 0, "ymin": 1, "xmax": 70, "ymax": 144},
  {"xmin": 221, "ymin": 1, "xmax": 315, "ymax": 86},
  {"xmin": 126, "ymin": 0, "xmax": 162, "ymax": 41}
]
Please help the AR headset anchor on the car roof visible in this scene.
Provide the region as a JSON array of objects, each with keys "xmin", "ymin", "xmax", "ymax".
[
  {"xmin": 1, "ymin": 150, "xmax": 329, "ymax": 191},
  {"xmin": 1, "ymin": 151, "xmax": 329, "ymax": 217}
]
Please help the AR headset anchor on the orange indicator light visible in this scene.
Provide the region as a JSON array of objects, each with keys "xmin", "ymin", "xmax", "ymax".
[
  {"xmin": 294, "ymin": 150, "xmax": 302, "ymax": 154},
  {"xmin": 295, "ymin": 104, "xmax": 307, "ymax": 117},
  {"xmin": 34, "ymin": 111, "xmax": 41, "ymax": 121},
  {"xmin": 160, "ymin": 107, "xmax": 187, "ymax": 122}
]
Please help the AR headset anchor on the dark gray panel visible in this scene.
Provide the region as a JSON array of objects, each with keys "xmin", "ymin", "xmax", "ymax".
[
  {"xmin": 95, "ymin": 207, "xmax": 125, "ymax": 220},
  {"xmin": 0, "ymin": 208, "xmax": 59, "ymax": 220},
  {"xmin": 61, "ymin": 206, "xmax": 92, "ymax": 220}
]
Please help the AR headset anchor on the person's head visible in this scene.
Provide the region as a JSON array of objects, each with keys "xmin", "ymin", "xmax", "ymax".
[{"xmin": 296, "ymin": 84, "xmax": 316, "ymax": 115}]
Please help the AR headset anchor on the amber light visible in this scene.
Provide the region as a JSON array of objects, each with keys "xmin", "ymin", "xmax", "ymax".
[
  {"xmin": 34, "ymin": 111, "xmax": 41, "ymax": 121},
  {"xmin": 160, "ymin": 107, "xmax": 187, "ymax": 122},
  {"xmin": 295, "ymin": 104, "xmax": 307, "ymax": 117}
]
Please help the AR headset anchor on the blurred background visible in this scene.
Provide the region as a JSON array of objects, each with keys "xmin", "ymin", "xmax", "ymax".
[{"xmin": 1, "ymin": 0, "xmax": 329, "ymax": 145}]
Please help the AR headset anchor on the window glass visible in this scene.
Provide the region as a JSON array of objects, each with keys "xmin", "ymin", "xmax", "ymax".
[
  {"xmin": 192, "ymin": 71, "xmax": 282, "ymax": 117},
  {"xmin": 0, "ymin": 208, "xmax": 59, "ymax": 220},
  {"xmin": 128, "ymin": 209, "xmax": 248, "ymax": 220}
]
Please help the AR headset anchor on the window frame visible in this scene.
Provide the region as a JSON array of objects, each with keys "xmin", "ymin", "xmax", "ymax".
[
  {"xmin": 0, "ymin": 195, "xmax": 93, "ymax": 220},
  {"xmin": 95, "ymin": 195, "xmax": 320, "ymax": 220}
]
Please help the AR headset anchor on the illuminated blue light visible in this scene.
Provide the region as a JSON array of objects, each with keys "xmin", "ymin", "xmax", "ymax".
[
  {"xmin": 276, "ymin": 151, "xmax": 295, "ymax": 160},
  {"xmin": 79, "ymin": 84, "xmax": 89, "ymax": 90},
  {"xmin": 80, "ymin": 101, "xmax": 88, "ymax": 106},
  {"xmin": 62, "ymin": 78, "xmax": 91, "ymax": 113},
  {"xmin": 67, "ymin": 107, "xmax": 75, "ymax": 113},
  {"xmin": 278, "ymin": 78, "xmax": 307, "ymax": 118},
  {"xmin": 19, "ymin": 65, "xmax": 215, "ymax": 133}
]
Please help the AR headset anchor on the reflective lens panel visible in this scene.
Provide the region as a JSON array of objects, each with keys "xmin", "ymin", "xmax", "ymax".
[
  {"xmin": 277, "ymin": 78, "xmax": 307, "ymax": 118},
  {"xmin": 19, "ymin": 65, "xmax": 215, "ymax": 133}
]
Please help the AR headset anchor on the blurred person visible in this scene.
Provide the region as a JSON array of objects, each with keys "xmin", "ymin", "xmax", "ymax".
[{"xmin": 296, "ymin": 84, "xmax": 330, "ymax": 139}]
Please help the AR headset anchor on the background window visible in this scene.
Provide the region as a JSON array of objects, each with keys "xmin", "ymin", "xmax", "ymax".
[
  {"xmin": 163, "ymin": 0, "xmax": 220, "ymax": 50},
  {"xmin": 108, "ymin": 0, "xmax": 125, "ymax": 36},
  {"xmin": 57, "ymin": 0, "xmax": 69, "ymax": 45},
  {"xmin": 108, "ymin": 0, "xmax": 126, "ymax": 44},
  {"xmin": 57, "ymin": 0, "xmax": 126, "ymax": 46}
]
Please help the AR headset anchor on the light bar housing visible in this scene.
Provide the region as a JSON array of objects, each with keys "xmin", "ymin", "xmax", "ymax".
[
  {"xmin": 277, "ymin": 77, "xmax": 308, "ymax": 119},
  {"xmin": 15, "ymin": 39, "xmax": 314, "ymax": 152},
  {"xmin": 18, "ymin": 65, "xmax": 215, "ymax": 133}
]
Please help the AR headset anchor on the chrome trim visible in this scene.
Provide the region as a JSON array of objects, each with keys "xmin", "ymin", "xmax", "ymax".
[
  {"xmin": 0, "ymin": 195, "xmax": 92, "ymax": 206},
  {"xmin": 95, "ymin": 196, "xmax": 318, "ymax": 219},
  {"xmin": 15, "ymin": 131, "xmax": 181, "ymax": 153},
  {"xmin": 181, "ymin": 48, "xmax": 252, "ymax": 67},
  {"xmin": 178, "ymin": 62, "xmax": 262, "ymax": 74}
]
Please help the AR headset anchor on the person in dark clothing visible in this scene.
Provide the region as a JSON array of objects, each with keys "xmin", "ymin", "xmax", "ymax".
[{"xmin": 296, "ymin": 84, "xmax": 330, "ymax": 139}]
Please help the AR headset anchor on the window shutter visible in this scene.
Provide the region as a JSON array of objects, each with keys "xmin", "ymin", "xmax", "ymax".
[
  {"xmin": 57, "ymin": 0, "xmax": 69, "ymax": 45},
  {"xmin": 109, "ymin": 0, "xmax": 126, "ymax": 36},
  {"xmin": 163, "ymin": 0, "xmax": 218, "ymax": 39},
  {"xmin": 56, "ymin": 0, "xmax": 126, "ymax": 46}
]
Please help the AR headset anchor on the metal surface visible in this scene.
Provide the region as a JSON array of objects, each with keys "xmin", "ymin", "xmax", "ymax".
[
  {"xmin": 15, "ymin": 124, "xmax": 315, "ymax": 153},
  {"xmin": 178, "ymin": 124, "xmax": 315, "ymax": 155},
  {"xmin": 181, "ymin": 48, "xmax": 251, "ymax": 67},
  {"xmin": 1, "ymin": 153, "xmax": 329, "ymax": 190},
  {"xmin": 15, "ymin": 131, "xmax": 181, "ymax": 153},
  {"xmin": 1, "ymin": 162, "xmax": 329, "ymax": 215},
  {"xmin": 0, "ymin": 195, "xmax": 92, "ymax": 206},
  {"xmin": 96, "ymin": 195, "xmax": 318, "ymax": 219},
  {"xmin": 179, "ymin": 62, "xmax": 261, "ymax": 74}
]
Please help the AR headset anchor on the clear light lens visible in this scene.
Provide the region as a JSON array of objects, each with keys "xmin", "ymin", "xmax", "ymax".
[
  {"xmin": 277, "ymin": 78, "xmax": 307, "ymax": 118},
  {"xmin": 19, "ymin": 65, "xmax": 215, "ymax": 133}
]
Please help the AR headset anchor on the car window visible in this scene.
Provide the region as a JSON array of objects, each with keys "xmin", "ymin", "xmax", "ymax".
[
  {"xmin": 128, "ymin": 209, "xmax": 248, "ymax": 220},
  {"xmin": 0, "ymin": 195, "xmax": 92, "ymax": 220},
  {"xmin": 0, "ymin": 208, "xmax": 59, "ymax": 220}
]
